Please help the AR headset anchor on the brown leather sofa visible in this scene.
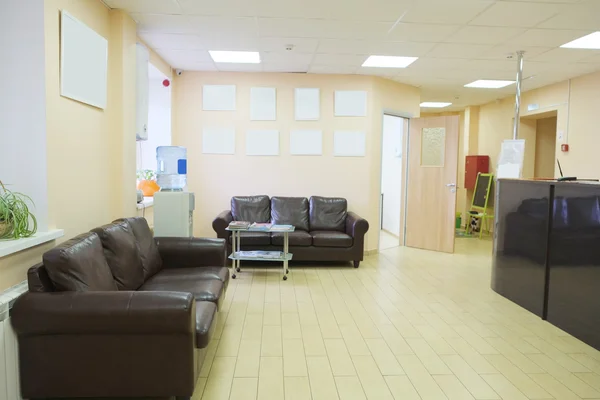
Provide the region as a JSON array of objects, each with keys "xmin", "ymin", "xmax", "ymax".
[
  {"xmin": 11, "ymin": 217, "xmax": 228, "ymax": 400},
  {"xmin": 213, "ymin": 196, "xmax": 369, "ymax": 267}
]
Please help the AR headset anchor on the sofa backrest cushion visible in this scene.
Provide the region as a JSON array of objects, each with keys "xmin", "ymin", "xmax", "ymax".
[
  {"xmin": 91, "ymin": 222, "xmax": 145, "ymax": 290},
  {"xmin": 232, "ymin": 195, "xmax": 270, "ymax": 223},
  {"xmin": 27, "ymin": 263, "xmax": 55, "ymax": 293},
  {"xmin": 271, "ymin": 197, "xmax": 309, "ymax": 231},
  {"xmin": 309, "ymin": 196, "xmax": 347, "ymax": 232},
  {"xmin": 43, "ymin": 232, "xmax": 118, "ymax": 292},
  {"xmin": 116, "ymin": 217, "xmax": 163, "ymax": 280}
]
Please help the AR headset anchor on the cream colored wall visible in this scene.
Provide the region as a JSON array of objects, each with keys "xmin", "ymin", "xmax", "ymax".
[
  {"xmin": 172, "ymin": 73, "xmax": 420, "ymax": 251},
  {"xmin": 137, "ymin": 36, "xmax": 172, "ymax": 79},
  {"xmin": 0, "ymin": 1, "xmax": 142, "ymax": 290},
  {"xmin": 535, "ymin": 117, "xmax": 558, "ymax": 178}
]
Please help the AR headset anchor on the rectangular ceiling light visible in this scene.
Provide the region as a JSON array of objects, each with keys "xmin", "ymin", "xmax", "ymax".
[
  {"xmin": 209, "ymin": 50, "xmax": 260, "ymax": 63},
  {"xmin": 560, "ymin": 31, "xmax": 600, "ymax": 49},
  {"xmin": 362, "ymin": 55, "xmax": 418, "ymax": 68},
  {"xmin": 420, "ymin": 102, "xmax": 452, "ymax": 108},
  {"xmin": 465, "ymin": 79, "xmax": 515, "ymax": 89}
]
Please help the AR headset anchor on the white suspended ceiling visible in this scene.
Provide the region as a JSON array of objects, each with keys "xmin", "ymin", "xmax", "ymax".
[{"xmin": 103, "ymin": 0, "xmax": 600, "ymax": 111}]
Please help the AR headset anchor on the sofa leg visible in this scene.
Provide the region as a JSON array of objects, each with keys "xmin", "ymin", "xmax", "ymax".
[{"xmin": 353, "ymin": 260, "xmax": 360, "ymax": 268}]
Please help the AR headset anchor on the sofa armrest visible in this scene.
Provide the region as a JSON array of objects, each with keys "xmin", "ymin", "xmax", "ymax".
[
  {"xmin": 155, "ymin": 237, "xmax": 227, "ymax": 268},
  {"xmin": 213, "ymin": 210, "xmax": 233, "ymax": 240},
  {"xmin": 12, "ymin": 291, "xmax": 194, "ymax": 336},
  {"xmin": 346, "ymin": 212, "xmax": 369, "ymax": 238}
]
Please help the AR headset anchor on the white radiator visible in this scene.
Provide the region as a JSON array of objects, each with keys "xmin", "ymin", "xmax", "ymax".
[{"xmin": 0, "ymin": 282, "xmax": 26, "ymax": 400}]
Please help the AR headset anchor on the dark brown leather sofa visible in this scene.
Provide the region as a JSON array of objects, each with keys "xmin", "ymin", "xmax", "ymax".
[
  {"xmin": 213, "ymin": 196, "xmax": 369, "ymax": 267},
  {"xmin": 11, "ymin": 217, "xmax": 228, "ymax": 400}
]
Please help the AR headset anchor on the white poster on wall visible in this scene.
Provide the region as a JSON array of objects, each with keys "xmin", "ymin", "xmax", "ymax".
[
  {"xmin": 250, "ymin": 87, "xmax": 277, "ymax": 121},
  {"xmin": 334, "ymin": 90, "xmax": 367, "ymax": 117},
  {"xmin": 290, "ymin": 130, "xmax": 323, "ymax": 155},
  {"xmin": 295, "ymin": 88, "xmax": 320, "ymax": 120},
  {"xmin": 202, "ymin": 128, "xmax": 236, "ymax": 154},
  {"xmin": 334, "ymin": 131, "xmax": 366, "ymax": 157},
  {"xmin": 246, "ymin": 130, "xmax": 279, "ymax": 156},
  {"xmin": 203, "ymin": 85, "xmax": 236, "ymax": 111},
  {"xmin": 497, "ymin": 139, "xmax": 525, "ymax": 179}
]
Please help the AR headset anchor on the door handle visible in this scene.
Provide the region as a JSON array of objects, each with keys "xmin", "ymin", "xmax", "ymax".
[{"xmin": 446, "ymin": 183, "xmax": 456, "ymax": 187}]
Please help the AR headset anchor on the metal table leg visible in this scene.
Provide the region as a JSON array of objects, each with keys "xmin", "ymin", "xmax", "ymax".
[
  {"xmin": 283, "ymin": 231, "xmax": 289, "ymax": 281},
  {"xmin": 236, "ymin": 231, "xmax": 241, "ymax": 273},
  {"xmin": 231, "ymin": 231, "xmax": 237, "ymax": 279}
]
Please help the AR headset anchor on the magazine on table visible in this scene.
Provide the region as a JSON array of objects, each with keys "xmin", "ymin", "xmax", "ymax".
[
  {"xmin": 237, "ymin": 250, "xmax": 283, "ymax": 259},
  {"xmin": 270, "ymin": 224, "xmax": 294, "ymax": 231},
  {"xmin": 249, "ymin": 222, "xmax": 273, "ymax": 231},
  {"xmin": 228, "ymin": 221, "xmax": 250, "ymax": 230}
]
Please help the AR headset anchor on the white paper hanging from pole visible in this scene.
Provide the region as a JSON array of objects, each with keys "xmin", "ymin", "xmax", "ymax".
[{"xmin": 497, "ymin": 139, "xmax": 525, "ymax": 179}]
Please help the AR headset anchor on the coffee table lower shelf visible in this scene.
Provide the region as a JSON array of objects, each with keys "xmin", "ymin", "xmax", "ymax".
[{"xmin": 228, "ymin": 252, "xmax": 293, "ymax": 280}]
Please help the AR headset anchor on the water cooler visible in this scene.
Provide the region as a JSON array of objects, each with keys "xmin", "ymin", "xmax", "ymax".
[{"xmin": 153, "ymin": 146, "xmax": 195, "ymax": 237}]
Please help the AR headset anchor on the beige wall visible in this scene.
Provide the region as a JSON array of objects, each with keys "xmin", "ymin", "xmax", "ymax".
[
  {"xmin": 535, "ymin": 117, "xmax": 557, "ymax": 178},
  {"xmin": 0, "ymin": 0, "xmax": 143, "ymax": 290},
  {"xmin": 172, "ymin": 73, "xmax": 420, "ymax": 250}
]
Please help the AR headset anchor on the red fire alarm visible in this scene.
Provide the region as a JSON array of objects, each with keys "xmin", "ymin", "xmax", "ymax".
[
  {"xmin": 162, "ymin": 79, "xmax": 170, "ymax": 87},
  {"xmin": 561, "ymin": 144, "xmax": 569, "ymax": 152}
]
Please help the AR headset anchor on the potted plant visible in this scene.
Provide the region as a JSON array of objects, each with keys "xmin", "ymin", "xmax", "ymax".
[
  {"xmin": 0, "ymin": 181, "xmax": 38, "ymax": 239},
  {"xmin": 136, "ymin": 169, "xmax": 160, "ymax": 197}
]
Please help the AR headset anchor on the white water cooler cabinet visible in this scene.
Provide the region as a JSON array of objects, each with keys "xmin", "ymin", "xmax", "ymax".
[{"xmin": 153, "ymin": 192, "xmax": 195, "ymax": 237}]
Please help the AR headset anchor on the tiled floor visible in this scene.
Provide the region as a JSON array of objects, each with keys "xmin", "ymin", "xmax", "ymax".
[
  {"xmin": 194, "ymin": 238, "xmax": 600, "ymax": 400},
  {"xmin": 379, "ymin": 230, "xmax": 400, "ymax": 251}
]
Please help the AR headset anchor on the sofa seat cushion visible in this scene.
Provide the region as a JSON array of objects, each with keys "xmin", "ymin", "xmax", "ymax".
[
  {"xmin": 271, "ymin": 197, "xmax": 310, "ymax": 231},
  {"xmin": 231, "ymin": 195, "xmax": 271, "ymax": 223},
  {"xmin": 228, "ymin": 231, "xmax": 271, "ymax": 246},
  {"xmin": 43, "ymin": 232, "xmax": 118, "ymax": 292},
  {"xmin": 271, "ymin": 231, "xmax": 312, "ymax": 246},
  {"xmin": 139, "ymin": 275, "xmax": 224, "ymax": 304},
  {"xmin": 311, "ymin": 231, "xmax": 353, "ymax": 248},
  {"xmin": 196, "ymin": 301, "xmax": 217, "ymax": 348},
  {"xmin": 309, "ymin": 196, "xmax": 348, "ymax": 232},
  {"xmin": 148, "ymin": 267, "xmax": 229, "ymax": 287}
]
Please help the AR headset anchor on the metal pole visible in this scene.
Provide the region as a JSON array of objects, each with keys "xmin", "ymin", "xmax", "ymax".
[{"xmin": 512, "ymin": 50, "xmax": 525, "ymax": 140}]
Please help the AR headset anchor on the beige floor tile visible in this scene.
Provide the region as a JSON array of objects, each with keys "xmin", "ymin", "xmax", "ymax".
[
  {"xmin": 261, "ymin": 325, "xmax": 283, "ymax": 357},
  {"xmin": 445, "ymin": 337, "xmax": 497, "ymax": 374},
  {"xmin": 484, "ymin": 354, "xmax": 553, "ymax": 399},
  {"xmin": 525, "ymin": 336, "xmax": 592, "ymax": 372},
  {"xmin": 336, "ymin": 376, "xmax": 367, "ymax": 400},
  {"xmin": 528, "ymin": 353, "xmax": 600, "ymax": 398},
  {"xmin": 397, "ymin": 354, "xmax": 448, "ymax": 400},
  {"xmin": 307, "ymin": 356, "xmax": 340, "ymax": 400},
  {"xmin": 217, "ymin": 323, "xmax": 244, "ymax": 357},
  {"xmin": 441, "ymin": 355, "xmax": 500, "ymax": 399},
  {"xmin": 570, "ymin": 353, "xmax": 600, "ymax": 375},
  {"xmin": 574, "ymin": 372, "xmax": 600, "ymax": 392},
  {"xmin": 433, "ymin": 375, "xmax": 475, "ymax": 400},
  {"xmin": 481, "ymin": 374, "xmax": 528, "ymax": 400},
  {"xmin": 284, "ymin": 376, "xmax": 312, "ymax": 400},
  {"xmin": 264, "ymin": 302, "xmax": 282, "ymax": 325},
  {"xmin": 529, "ymin": 373, "xmax": 580, "ymax": 400},
  {"xmin": 282, "ymin": 312, "xmax": 302, "ymax": 339},
  {"xmin": 235, "ymin": 339, "xmax": 261, "ymax": 378},
  {"xmin": 352, "ymin": 355, "xmax": 395, "ymax": 400},
  {"xmin": 202, "ymin": 357, "xmax": 236, "ymax": 400},
  {"xmin": 377, "ymin": 324, "xmax": 414, "ymax": 356},
  {"xmin": 453, "ymin": 325, "xmax": 499, "ymax": 355},
  {"xmin": 258, "ymin": 357, "xmax": 284, "ymax": 400},
  {"xmin": 385, "ymin": 375, "xmax": 421, "ymax": 400},
  {"xmin": 485, "ymin": 337, "xmax": 545, "ymax": 374},
  {"xmin": 340, "ymin": 324, "xmax": 371, "ymax": 356},
  {"xmin": 298, "ymin": 301, "xmax": 319, "ymax": 325},
  {"xmin": 365, "ymin": 338, "xmax": 405, "ymax": 375},
  {"xmin": 200, "ymin": 339, "xmax": 220, "ymax": 378},
  {"xmin": 192, "ymin": 377, "xmax": 207, "ymax": 400},
  {"xmin": 317, "ymin": 310, "xmax": 343, "ymax": 338},
  {"xmin": 230, "ymin": 377, "xmax": 258, "ymax": 400},
  {"xmin": 406, "ymin": 338, "xmax": 452, "ymax": 375},
  {"xmin": 325, "ymin": 338, "xmax": 357, "ymax": 376},
  {"xmin": 242, "ymin": 313, "xmax": 264, "ymax": 340},
  {"xmin": 283, "ymin": 338, "xmax": 308, "ymax": 377},
  {"xmin": 302, "ymin": 324, "xmax": 327, "ymax": 356}
]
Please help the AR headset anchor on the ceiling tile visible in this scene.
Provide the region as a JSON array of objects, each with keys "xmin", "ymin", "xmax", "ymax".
[
  {"xmin": 254, "ymin": 0, "xmax": 330, "ymax": 19},
  {"xmin": 158, "ymin": 49, "xmax": 214, "ymax": 66},
  {"xmin": 131, "ymin": 13, "xmax": 195, "ymax": 33},
  {"xmin": 262, "ymin": 62, "xmax": 310, "ymax": 73},
  {"xmin": 216, "ymin": 63, "xmax": 263, "ymax": 72},
  {"xmin": 579, "ymin": 53, "xmax": 600, "ymax": 64},
  {"xmin": 409, "ymin": 57, "xmax": 471, "ymax": 70},
  {"xmin": 531, "ymin": 48, "xmax": 600, "ymax": 63},
  {"xmin": 260, "ymin": 52, "xmax": 314, "ymax": 64},
  {"xmin": 387, "ymin": 23, "xmax": 462, "ymax": 43},
  {"xmin": 178, "ymin": 0, "xmax": 257, "ymax": 16},
  {"xmin": 312, "ymin": 54, "xmax": 368, "ymax": 66},
  {"xmin": 357, "ymin": 67, "xmax": 401, "ymax": 77},
  {"xmin": 259, "ymin": 37, "xmax": 320, "ymax": 53},
  {"xmin": 316, "ymin": 39, "xmax": 435, "ymax": 56},
  {"xmin": 201, "ymin": 37, "xmax": 260, "ymax": 51},
  {"xmin": 174, "ymin": 62, "xmax": 218, "ymax": 71},
  {"xmin": 463, "ymin": 59, "xmax": 521, "ymax": 73},
  {"xmin": 444, "ymin": 26, "xmax": 525, "ymax": 45},
  {"xmin": 537, "ymin": 0, "xmax": 600, "ymax": 29},
  {"xmin": 325, "ymin": 0, "xmax": 411, "ymax": 22},
  {"xmin": 509, "ymin": 29, "xmax": 594, "ymax": 48},
  {"xmin": 468, "ymin": 2, "xmax": 568, "ymax": 27},
  {"xmin": 480, "ymin": 45, "xmax": 552, "ymax": 60},
  {"xmin": 258, "ymin": 18, "xmax": 392, "ymax": 39},
  {"xmin": 425, "ymin": 43, "xmax": 493, "ymax": 59},
  {"xmin": 308, "ymin": 65, "xmax": 358, "ymax": 74},
  {"xmin": 104, "ymin": 0, "xmax": 182, "ymax": 14},
  {"xmin": 138, "ymin": 32, "xmax": 205, "ymax": 50},
  {"xmin": 401, "ymin": 0, "xmax": 495, "ymax": 24},
  {"xmin": 187, "ymin": 16, "xmax": 258, "ymax": 39}
]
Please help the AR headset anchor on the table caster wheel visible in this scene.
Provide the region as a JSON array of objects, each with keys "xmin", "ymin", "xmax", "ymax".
[
  {"xmin": 236, "ymin": 267, "xmax": 241, "ymax": 272},
  {"xmin": 283, "ymin": 275, "xmax": 288, "ymax": 281},
  {"xmin": 232, "ymin": 274, "xmax": 237, "ymax": 279},
  {"xmin": 286, "ymin": 269, "xmax": 289, "ymax": 274}
]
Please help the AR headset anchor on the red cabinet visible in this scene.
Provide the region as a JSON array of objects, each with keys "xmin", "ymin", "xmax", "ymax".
[{"xmin": 465, "ymin": 155, "xmax": 489, "ymax": 190}]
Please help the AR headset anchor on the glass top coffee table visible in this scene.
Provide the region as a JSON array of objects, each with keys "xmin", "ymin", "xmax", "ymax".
[{"xmin": 226, "ymin": 224, "xmax": 295, "ymax": 281}]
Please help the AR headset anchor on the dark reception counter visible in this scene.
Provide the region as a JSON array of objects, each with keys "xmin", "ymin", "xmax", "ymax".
[{"xmin": 492, "ymin": 179, "xmax": 600, "ymax": 350}]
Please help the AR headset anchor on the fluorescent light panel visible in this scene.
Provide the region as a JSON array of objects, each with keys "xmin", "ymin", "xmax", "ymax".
[
  {"xmin": 362, "ymin": 55, "xmax": 418, "ymax": 68},
  {"xmin": 209, "ymin": 50, "xmax": 260, "ymax": 64},
  {"xmin": 420, "ymin": 102, "xmax": 452, "ymax": 108},
  {"xmin": 560, "ymin": 31, "xmax": 600, "ymax": 49},
  {"xmin": 465, "ymin": 79, "xmax": 515, "ymax": 89}
]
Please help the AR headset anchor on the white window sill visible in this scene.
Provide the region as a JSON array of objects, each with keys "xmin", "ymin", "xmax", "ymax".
[
  {"xmin": 136, "ymin": 197, "xmax": 154, "ymax": 210},
  {"xmin": 0, "ymin": 229, "xmax": 64, "ymax": 258}
]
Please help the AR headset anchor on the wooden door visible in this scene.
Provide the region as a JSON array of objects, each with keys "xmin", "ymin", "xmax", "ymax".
[{"xmin": 405, "ymin": 116, "xmax": 459, "ymax": 253}]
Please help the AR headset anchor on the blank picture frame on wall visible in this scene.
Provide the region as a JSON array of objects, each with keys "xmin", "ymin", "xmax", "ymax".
[
  {"xmin": 295, "ymin": 88, "xmax": 320, "ymax": 120},
  {"xmin": 334, "ymin": 131, "xmax": 366, "ymax": 157},
  {"xmin": 246, "ymin": 130, "xmax": 279, "ymax": 156},
  {"xmin": 334, "ymin": 90, "xmax": 367, "ymax": 117},
  {"xmin": 202, "ymin": 127, "xmax": 236, "ymax": 154},
  {"xmin": 250, "ymin": 87, "xmax": 277, "ymax": 121},
  {"xmin": 203, "ymin": 85, "xmax": 236, "ymax": 111},
  {"xmin": 290, "ymin": 130, "xmax": 323, "ymax": 155}
]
